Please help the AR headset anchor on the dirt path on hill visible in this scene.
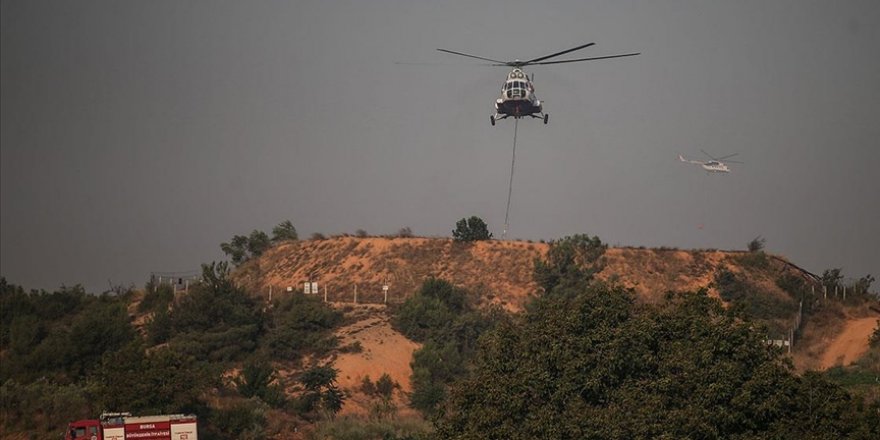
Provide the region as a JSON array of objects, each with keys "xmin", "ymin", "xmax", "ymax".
[{"xmin": 819, "ymin": 317, "xmax": 878, "ymax": 369}]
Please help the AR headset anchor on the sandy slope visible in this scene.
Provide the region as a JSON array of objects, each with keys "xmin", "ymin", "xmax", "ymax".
[
  {"xmin": 819, "ymin": 317, "xmax": 878, "ymax": 369},
  {"xmin": 328, "ymin": 305, "xmax": 421, "ymax": 417}
]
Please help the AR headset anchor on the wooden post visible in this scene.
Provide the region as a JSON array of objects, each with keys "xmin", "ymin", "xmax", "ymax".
[
  {"xmin": 843, "ymin": 285, "xmax": 846, "ymax": 301},
  {"xmin": 324, "ymin": 285, "xmax": 327, "ymax": 303},
  {"xmin": 835, "ymin": 285, "xmax": 838, "ymax": 298},
  {"xmin": 354, "ymin": 284, "xmax": 358, "ymax": 304},
  {"xmin": 824, "ymin": 285, "xmax": 827, "ymax": 300},
  {"xmin": 269, "ymin": 285, "xmax": 273, "ymax": 303}
]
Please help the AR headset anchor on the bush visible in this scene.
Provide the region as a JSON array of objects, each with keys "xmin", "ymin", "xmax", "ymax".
[
  {"xmin": 296, "ymin": 365, "xmax": 345, "ymax": 420},
  {"xmin": 393, "ymin": 279, "xmax": 466, "ymax": 343},
  {"xmin": 167, "ymin": 262, "xmax": 262, "ymax": 362},
  {"xmin": 221, "ymin": 229, "xmax": 271, "ymax": 265},
  {"xmin": 235, "ymin": 358, "xmax": 285, "ymax": 407},
  {"xmin": 272, "ymin": 220, "xmax": 298, "ymax": 242},
  {"xmin": 736, "ymin": 251, "xmax": 770, "ymax": 270},
  {"xmin": 308, "ymin": 416, "xmax": 432, "ymax": 440},
  {"xmin": 355, "ymin": 229, "xmax": 368, "ymax": 238},
  {"xmin": 311, "ymin": 232, "xmax": 327, "ymax": 240},
  {"xmin": 264, "ymin": 294, "xmax": 342, "ymax": 361},
  {"xmin": 452, "ymin": 217, "xmax": 492, "ymax": 242},
  {"xmin": 139, "ymin": 282, "xmax": 174, "ymax": 313},
  {"xmin": 534, "ymin": 234, "xmax": 606, "ymax": 292},
  {"xmin": 206, "ymin": 398, "xmax": 268, "ymax": 439},
  {"xmin": 715, "ymin": 269, "xmax": 798, "ymax": 329},
  {"xmin": 748, "ymin": 236, "xmax": 766, "ymax": 252},
  {"xmin": 397, "ymin": 227, "xmax": 413, "ymax": 238}
]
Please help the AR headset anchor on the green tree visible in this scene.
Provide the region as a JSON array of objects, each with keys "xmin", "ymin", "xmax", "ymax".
[
  {"xmin": 247, "ymin": 230, "xmax": 271, "ymax": 257},
  {"xmin": 221, "ymin": 229, "xmax": 272, "ymax": 265},
  {"xmin": 393, "ymin": 278, "xmax": 504, "ymax": 416},
  {"xmin": 435, "ymin": 284, "xmax": 872, "ymax": 439},
  {"xmin": 822, "ymin": 268, "xmax": 844, "ymax": 289},
  {"xmin": 220, "ymin": 235, "xmax": 249, "ymax": 264},
  {"xmin": 533, "ymin": 234, "xmax": 606, "ymax": 292},
  {"xmin": 235, "ymin": 357, "xmax": 285, "ymax": 407},
  {"xmin": 96, "ymin": 343, "xmax": 214, "ymax": 415},
  {"xmin": 297, "ymin": 365, "xmax": 345, "ymax": 419},
  {"xmin": 167, "ymin": 262, "xmax": 262, "ymax": 362},
  {"xmin": 452, "ymin": 216, "xmax": 492, "ymax": 242},
  {"xmin": 271, "ymin": 220, "xmax": 299, "ymax": 242},
  {"xmin": 263, "ymin": 293, "xmax": 342, "ymax": 360},
  {"xmin": 375, "ymin": 373, "xmax": 396, "ymax": 400},
  {"xmin": 748, "ymin": 235, "xmax": 766, "ymax": 252},
  {"xmin": 393, "ymin": 278, "xmax": 466, "ymax": 343}
]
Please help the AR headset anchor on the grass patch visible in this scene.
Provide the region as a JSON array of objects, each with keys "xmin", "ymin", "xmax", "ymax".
[{"xmin": 308, "ymin": 415, "xmax": 432, "ymax": 440}]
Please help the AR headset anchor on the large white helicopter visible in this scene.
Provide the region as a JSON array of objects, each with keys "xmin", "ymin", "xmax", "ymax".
[
  {"xmin": 437, "ymin": 43, "xmax": 639, "ymax": 126},
  {"xmin": 679, "ymin": 150, "xmax": 743, "ymax": 173}
]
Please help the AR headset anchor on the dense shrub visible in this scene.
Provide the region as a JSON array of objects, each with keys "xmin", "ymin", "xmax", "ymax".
[
  {"xmin": 263, "ymin": 293, "xmax": 342, "ymax": 361},
  {"xmin": 272, "ymin": 220, "xmax": 299, "ymax": 242},
  {"xmin": 393, "ymin": 278, "xmax": 505, "ymax": 415},
  {"xmin": 534, "ymin": 234, "xmax": 606, "ymax": 292},
  {"xmin": 715, "ymin": 269, "xmax": 797, "ymax": 322},
  {"xmin": 139, "ymin": 282, "xmax": 174, "ymax": 313},
  {"xmin": 166, "ymin": 262, "xmax": 262, "ymax": 362},
  {"xmin": 452, "ymin": 217, "xmax": 492, "ymax": 242}
]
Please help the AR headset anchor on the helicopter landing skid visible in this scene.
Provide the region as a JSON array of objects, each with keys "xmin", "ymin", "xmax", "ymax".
[
  {"xmin": 491, "ymin": 113, "xmax": 548, "ymax": 125},
  {"xmin": 490, "ymin": 114, "xmax": 508, "ymax": 126}
]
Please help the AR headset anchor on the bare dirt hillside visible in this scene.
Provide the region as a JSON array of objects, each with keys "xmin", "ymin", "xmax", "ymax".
[
  {"xmin": 322, "ymin": 304, "xmax": 422, "ymax": 418},
  {"xmin": 234, "ymin": 237, "xmax": 815, "ymax": 310},
  {"xmin": 235, "ymin": 237, "xmax": 546, "ymax": 311},
  {"xmin": 793, "ymin": 300, "xmax": 879, "ymax": 371},
  {"xmin": 819, "ymin": 317, "xmax": 878, "ymax": 369}
]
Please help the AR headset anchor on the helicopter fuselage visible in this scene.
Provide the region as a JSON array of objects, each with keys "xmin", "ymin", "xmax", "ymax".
[
  {"xmin": 492, "ymin": 68, "xmax": 546, "ymax": 124},
  {"xmin": 701, "ymin": 161, "xmax": 730, "ymax": 173}
]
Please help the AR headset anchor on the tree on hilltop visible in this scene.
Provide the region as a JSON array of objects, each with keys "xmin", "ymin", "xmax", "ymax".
[
  {"xmin": 272, "ymin": 220, "xmax": 298, "ymax": 242},
  {"xmin": 452, "ymin": 216, "xmax": 492, "ymax": 242},
  {"xmin": 221, "ymin": 229, "xmax": 272, "ymax": 265}
]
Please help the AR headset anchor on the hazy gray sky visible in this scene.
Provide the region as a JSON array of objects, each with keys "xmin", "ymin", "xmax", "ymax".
[{"xmin": 2, "ymin": 0, "xmax": 878, "ymax": 292}]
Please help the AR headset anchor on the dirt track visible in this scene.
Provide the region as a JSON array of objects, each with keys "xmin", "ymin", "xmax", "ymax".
[{"xmin": 819, "ymin": 317, "xmax": 878, "ymax": 369}]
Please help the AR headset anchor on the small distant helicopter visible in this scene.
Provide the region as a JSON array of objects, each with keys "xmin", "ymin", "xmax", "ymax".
[
  {"xmin": 436, "ymin": 43, "xmax": 639, "ymax": 125},
  {"xmin": 679, "ymin": 150, "xmax": 743, "ymax": 173}
]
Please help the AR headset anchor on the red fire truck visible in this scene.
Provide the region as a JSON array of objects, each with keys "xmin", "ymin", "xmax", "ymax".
[{"xmin": 65, "ymin": 412, "xmax": 197, "ymax": 440}]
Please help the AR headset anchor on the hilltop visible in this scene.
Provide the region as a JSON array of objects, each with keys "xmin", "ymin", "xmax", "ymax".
[{"xmin": 233, "ymin": 236, "xmax": 816, "ymax": 310}]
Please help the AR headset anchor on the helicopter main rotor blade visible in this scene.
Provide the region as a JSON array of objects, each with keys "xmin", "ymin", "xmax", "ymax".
[
  {"xmin": 715, "ymin": 153, "xmax": 740, "ymax": 161},
  {"xmin": 436, "ymin": 49, "xmax": 507, "ymax": 65},
  {"xmin": 725, "ymin": 160, "xmax": 744, "ymax": 164},
  {"xmin": 529, "ymin": 52, "xmax": 641, "ymax": 65},
  {"xmin": 700, "ymin": 149, "xmax": 718, "ymax": 161},
  {"xmin": 521, "ymin": 42, "xmax": 596, "ymax": 65}
]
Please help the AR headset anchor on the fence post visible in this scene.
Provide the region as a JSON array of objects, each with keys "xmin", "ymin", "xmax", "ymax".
[
  {"xmin": 269, "ymin": 285, "xmax": 273, "ymax": 303},
  {"xmin": 324, "ymin": 285, "xmax": 327, "ymax": 303},
  {"xmin": 843, "ymin": 285, "xmax": 846, "ymax": 301},
  {"xmin": 824, "ymin": 285, "xmax": 827, "ymax": 300},
  {"xmin": 354, "ymin": 284, "xmax": 358, "ymax": 304}
]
